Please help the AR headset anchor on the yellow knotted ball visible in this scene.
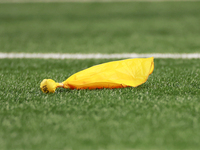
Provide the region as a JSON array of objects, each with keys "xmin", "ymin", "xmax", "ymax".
[{"xmin": 40, "ymin": 79, "xmax": 57, "ymax": 93}]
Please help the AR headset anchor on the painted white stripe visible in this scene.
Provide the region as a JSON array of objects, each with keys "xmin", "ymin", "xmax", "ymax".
[
  {"xmin": 0, "ymin": 0, "xmax": 199, "ymax": 3},
  {"xmin": 0, "ymin": 53, "xmax": 200, "ymax": 59}
]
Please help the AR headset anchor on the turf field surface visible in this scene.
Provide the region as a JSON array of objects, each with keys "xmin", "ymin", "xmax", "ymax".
[
  {"xmin": 0, "ymin": 0, "xmax": 198, "ymax": 3},
  {"xmin": 0, "ymin": 58, "xmax": 200, "ymax": 150},
  {"xmin": 1, "ymin": 1, "xmax": 200, "ymax": 150},
  {"xmin": 0, "ymin": 2, "xmax": 200, "ymax": 53}
]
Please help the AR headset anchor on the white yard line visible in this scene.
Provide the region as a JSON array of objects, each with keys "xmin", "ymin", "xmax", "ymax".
[
  {"xmin": 0, "ymin": 0, "xmax": 199, "ymax": 3},
  {"xmin": 0, "ymin": 53, "xmax": 200, "ymax": 59}
]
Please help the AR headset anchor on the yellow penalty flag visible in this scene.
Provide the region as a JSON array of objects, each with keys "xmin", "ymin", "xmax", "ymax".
[{"xmin": 40, "ymin": 57, "xmax": 154, "ymax": 93}]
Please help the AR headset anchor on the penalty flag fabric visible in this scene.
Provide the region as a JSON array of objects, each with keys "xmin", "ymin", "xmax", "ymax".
[{"xmin": 40, "ymin": 57, "xmax": 154, "ymax": 93}]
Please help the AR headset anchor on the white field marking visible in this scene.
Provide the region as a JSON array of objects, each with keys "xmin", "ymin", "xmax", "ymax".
[
  {"xmin": 0, "ymin": 53, "xmax": 200, "ymax": 59},
  {"xmin": 0, "ymin": 0, "xmax": 199, "ymax": 3}
]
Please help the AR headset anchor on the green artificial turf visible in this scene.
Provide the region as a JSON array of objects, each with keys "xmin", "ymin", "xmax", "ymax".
[
  {"xmin": 0, "ymin": 2, "xmax": 200, "ymax": 53},
  {"xmin": 0, "ymin": 58, "xmax": 200, "ymax": 150}
]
